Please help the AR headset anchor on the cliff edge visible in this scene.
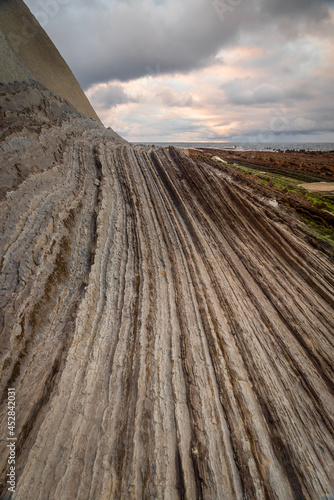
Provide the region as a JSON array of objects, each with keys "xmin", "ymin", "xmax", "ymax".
[{"xmin": 0, "ymin": 0, "xmax": 101, "ymax": 123}]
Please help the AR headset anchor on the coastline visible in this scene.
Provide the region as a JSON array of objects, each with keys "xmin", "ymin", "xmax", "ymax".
[
  {"xmin": 197, "ymin": 147, "xmax": 334, "ymax": 181},
  {"xmin": 135, "ymin": 141, "xmax": 334, "ymax": 153}
]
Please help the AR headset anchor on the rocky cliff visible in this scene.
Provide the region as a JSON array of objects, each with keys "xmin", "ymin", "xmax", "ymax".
[
  {"xmin": 0, "ymin": 0, "xmax": 101, "ymax": 123},
  {"xmin": 0, "ymin": 2, "xmax": 333, "ymax": 499}
]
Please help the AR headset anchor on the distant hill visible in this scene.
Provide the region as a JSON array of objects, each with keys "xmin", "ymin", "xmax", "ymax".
[{"xmin": 0, "ymin": 0, "xmax": 101, "ymax": 122}]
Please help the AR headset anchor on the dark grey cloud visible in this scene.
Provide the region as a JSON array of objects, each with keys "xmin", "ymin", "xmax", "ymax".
[
  {"xmin": 25, "ymin": 0, "xmax": 235, "ymax": 87},
  {"xmin": 124, "ymin": 114, "xmax": 211, "ymax": 141},
  {"xmin": 23, "ymin": 0, "xmax": 334, "ymax": 142},
  {"xmin": 157, "ymin": 89, "xmax": 193, "ymax": 107},
  {"xmin": 25, "ymin": 0, "xmax": 333, "ymax": 89},
  {"xmin": 221, "ymin": 79, "xmax": 313, "ymax": 106},
  {"xmin": 260, "ymin": 0, "xmax": 330, "ymax": 21},
  {"xmin": 90, "ymin": 84, "xmax": 137, "ymax": 109}
]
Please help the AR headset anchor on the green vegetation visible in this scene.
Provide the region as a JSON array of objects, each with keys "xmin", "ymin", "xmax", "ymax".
[
  {"xmin": 229, "ymin": 162, "xmax": 334, "ymax": 215},
  {"xmin": 214, "ymin": 157, "xmax": 334, "ymax": 250},
  {"xmin": 303, "ymin": 219, "xmax": 334, "ymax": 249},
  {"xmin": 229, "ymin": 161, "xmax": 324, "ymax": 183}
]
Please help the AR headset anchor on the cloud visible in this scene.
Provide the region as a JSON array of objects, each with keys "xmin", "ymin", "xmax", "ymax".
[
  {"xmin": 157, "ymin": 89, "xmax": 193, "ymax": 107},
  {"xmin": 261, "ymin": 0, "xmax": 331, "ymax": 21},
  {"xmin": 24, "ymin": 0, "xmax": 334, "ymax": 142},
  {"xmin": 26, "ymin": 0, "xmax": 234, "ymax": 87},
  {"xmin": 89, "ymin": 84, "xmax": 137, "ymax": 109},
  {"xmin": 221, "ymin": 79, "xmax": 312, "ymax": 106},
  {"xmin": 25, "ymin": 0, "xmax": 334, "ymax": 89}
]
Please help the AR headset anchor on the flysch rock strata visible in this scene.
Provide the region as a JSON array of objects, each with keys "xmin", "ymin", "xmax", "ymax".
[
  {"xmin": 0, "ymin": 1, "xmax": 334, "ymax": 498},
  {"xmin": 0, "ymin": 96, "xmax": 334, "ymax": 497}
]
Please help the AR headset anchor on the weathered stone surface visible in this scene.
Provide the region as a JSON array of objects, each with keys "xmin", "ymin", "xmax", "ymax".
[
  {"xmin": 0, "ymin": 90, "xmax": 334, "ymax": 497},
  {"xmin": 0, "ymin": 80, "xmax": 123, "ymax": 201},
  {"xmin": 0, "ymin": 0, "xmax": 101, "ymax": 123}
]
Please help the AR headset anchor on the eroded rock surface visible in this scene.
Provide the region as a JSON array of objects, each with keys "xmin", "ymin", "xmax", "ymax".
[
  {"xmin": 0, "ymin": 80, "xmax": 334, "ymax": 499},
  {"xmin": 0, "ymin": 1, "xmax": 334, "ymax": 496},
  {"xmin": 0, "ymin": 0, "xmax": 101, "ymax": 123}
]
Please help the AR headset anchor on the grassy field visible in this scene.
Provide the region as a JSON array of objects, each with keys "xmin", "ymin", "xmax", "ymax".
[{"xmin": 226, "ymin": 161, "xmax": 334, "ymax": 249}]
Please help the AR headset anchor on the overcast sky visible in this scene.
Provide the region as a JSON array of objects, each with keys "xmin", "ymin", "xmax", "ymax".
[{"xmin": 25, "ymin": 0, "xmax": 334, "ymax": 143}]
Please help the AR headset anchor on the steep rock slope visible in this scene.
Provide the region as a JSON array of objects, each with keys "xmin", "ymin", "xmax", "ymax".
[
  {"xmin": 0, "ymin": 127, "xmax": 334, "ymax": 499},
  {"xmin": 0, "ymin": 0, "xmax": 101, "ymax": 123},
  {"xmin": 0, "ymin": 29, "xmax": 33, "ymax": 84},
  {"xmin": 0, "ymin": 79, "xmax": 124, "ymax": 199}
]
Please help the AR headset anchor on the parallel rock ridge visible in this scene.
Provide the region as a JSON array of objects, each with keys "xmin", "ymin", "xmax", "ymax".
[{"xmin": 0, "ymin": 78, "xmax": 334, "ymax": 498}]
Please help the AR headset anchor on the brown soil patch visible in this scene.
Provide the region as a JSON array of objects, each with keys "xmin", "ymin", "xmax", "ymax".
[
  {"xmin": 299, "ymin": 182, "xmax": 334, "ymax": 193},
  {"xmin": 199, "ymin": 148, "xmax": 334, "ymax": 181}
]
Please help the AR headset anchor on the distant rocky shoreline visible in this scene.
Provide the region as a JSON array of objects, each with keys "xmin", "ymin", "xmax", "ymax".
[{"xmin": 198, "ymin": 147, "xmax": 334, "ymax": 180}]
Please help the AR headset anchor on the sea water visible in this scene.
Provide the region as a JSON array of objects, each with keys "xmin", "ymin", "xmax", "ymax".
[{"xmin": 135, "ymin": 142, "xmax": 334, "ymax": 152}]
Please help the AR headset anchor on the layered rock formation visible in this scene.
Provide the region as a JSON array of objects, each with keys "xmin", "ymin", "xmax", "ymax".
[{"xmin": 0, "ymin": 2, "xmax": 334, "ymax": 499}]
